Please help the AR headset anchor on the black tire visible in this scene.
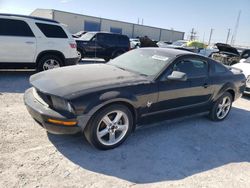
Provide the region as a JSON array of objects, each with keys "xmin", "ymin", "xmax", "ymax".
[
  {"xmin": 104, "ymin": 57, "xmax": 110, "ymax": 62},
  {"xmin": 77, "ymin": 49, "xmax": 84, "ymax": 60},
  {"xmin": 209, "ymin": 92, "xmax": 233, "ymax": 121},
  {"xmin": 84, "ymin": 104, "xmax": 133, "ymax": 150},
  {"xmin": 112, "ymin": 51, "xmax": 124, "ymax": 59},
  {"xmin": 37, "ymin": 54, "xmax": 63, "ymax": 72}
]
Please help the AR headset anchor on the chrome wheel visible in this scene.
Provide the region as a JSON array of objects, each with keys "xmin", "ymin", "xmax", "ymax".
[
  {"xmin": 97, "ymin": 110, "xmax": 129, "ymax": 146},
  {"xmin": 77, "ymin": 50, "xmax": 82, "ymax": 59},
  {"xmin": 216, "ymin": 96, "xmax": 231, "ymax": 119},
  {"xmin": 43, "ymin": 59, "xmax": 60, "ymax": 70}
]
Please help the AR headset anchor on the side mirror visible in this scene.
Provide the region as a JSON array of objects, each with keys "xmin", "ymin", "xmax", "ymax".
[{"xmin": 167, "ymin": 71, "xmax": 187, "ymax": 81}]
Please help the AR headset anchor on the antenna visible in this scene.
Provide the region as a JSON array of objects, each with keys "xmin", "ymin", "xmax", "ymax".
[{"xmin": 231, "ymin": 10, "xmax": 241, "ymax": 46}]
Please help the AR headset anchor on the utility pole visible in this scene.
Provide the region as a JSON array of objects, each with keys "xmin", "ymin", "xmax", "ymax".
[
  {"xmin": 190, "ymin": 28, "xmax": 197, "ymax": 41},
  {"xmin": 208, "ymin": 28, "xmax": 213, "ymax": 46},
  {"xmin": 137, "ymin": 18, "xmax": 140, "ymax": 24},
  {"xmin": 141, "ymin": 18, "xmax": 144, "ymax": 25},
  {"xmin": 202, "ymin": 32, "xmax": 205, "ymax": 43},
  {"xmin": 226, "ymin": 28, "xmax": 231, "ymax": 44},
  {"xmin": 231, "ymin": 10, "xmax": 241, "ymax": 46}
]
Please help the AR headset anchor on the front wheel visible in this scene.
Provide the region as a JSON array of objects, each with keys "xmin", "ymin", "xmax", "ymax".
[
  {"xmin": 84, "ymin": 104, "xmax": 133, "ymax": 150},
  {"xmin": 77, "ymin": 49, "xmax": 84, "ymax": 60},
  {"xmin": 209, "ymin": 92, "xmax": 233, "ymax": 121}
]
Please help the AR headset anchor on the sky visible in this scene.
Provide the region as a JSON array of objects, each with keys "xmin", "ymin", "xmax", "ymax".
[{"xmin": 0, "ymin": 0, "xmax": 250, "ymax": 46}]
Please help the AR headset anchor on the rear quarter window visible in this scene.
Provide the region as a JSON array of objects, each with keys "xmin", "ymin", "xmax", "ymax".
[
  {"xmin": 213, "ymin": 61, "xmax": 228, "ymax": 74},
  {"xmin": 116, "ymin": 35, "xmax": 129, "ymax": 46},
  {"xmin": 36, "ymin": 23, "xmax": 68, "ymax": 38}
]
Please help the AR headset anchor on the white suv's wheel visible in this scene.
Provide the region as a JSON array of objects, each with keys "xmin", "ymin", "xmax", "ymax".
[
  {"xmin": 43, "ymin": 59, "xmax": 60, "ymax": 70},
  {"xmin": 37, "ymin": 55, "xmax": 63, "ymax": 72}
]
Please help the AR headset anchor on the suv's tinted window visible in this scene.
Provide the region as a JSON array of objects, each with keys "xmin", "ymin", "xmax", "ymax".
[
  {"xmin": 95, "ymin": 33, "xmax": 128, "ymax": 47},
  {"xmin": 0, "ymin": 18, "xmax": 34, "ymax": 37},
  {"xmin": 96, "ymin": 33, "xmax": 105, "ymax": 43},
  {"xmin": 173, "ymin": 59, "xmax": 208, "ymax": 78},
  {"xmin": 104, "ymin": 34, "xmax": 115, "ymax": 46},
  {"xmin": 36, "ymin": 23, "xmax": 68, "ymax": 38},
  {"xmin": 118, "ymin": 35, "xmax": 129, "ymax": 46}
]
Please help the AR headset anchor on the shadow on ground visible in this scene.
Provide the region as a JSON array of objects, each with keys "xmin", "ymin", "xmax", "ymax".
[
  {"xmin": 0, "ymin": 71, "xmax": 33, "ymax": 93},
  {"xmin": 48, "ymin": 107, "xmax": 250, "ymax": 184},
  {"xmin": 0, "ymin": 59, "xmax": 104, "ymax": 94}
]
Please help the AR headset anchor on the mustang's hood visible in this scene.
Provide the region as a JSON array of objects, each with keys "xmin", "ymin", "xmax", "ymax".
[
  {"xmin": 30, "ymin": 64, "xmax": 148, "ymax": 99},
  {"xmin": 215, "ymin": 43, "xmax": 240, "ymax": 56}
]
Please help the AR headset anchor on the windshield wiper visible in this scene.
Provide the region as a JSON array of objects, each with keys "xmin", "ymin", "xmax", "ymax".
[{"xmin": 111, "ymin": 64, "xmax": 148, "ymax": 77}]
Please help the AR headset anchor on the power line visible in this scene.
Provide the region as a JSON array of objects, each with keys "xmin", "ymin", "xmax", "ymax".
[{"xmin": 231, "ymin": 10, "xmax": 241, "ymax": 45}]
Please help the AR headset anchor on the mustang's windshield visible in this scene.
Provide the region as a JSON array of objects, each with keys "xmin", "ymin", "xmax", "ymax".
[{"xmin": 108, "ymin": 49, "xmax": 172, "ymax": 77}]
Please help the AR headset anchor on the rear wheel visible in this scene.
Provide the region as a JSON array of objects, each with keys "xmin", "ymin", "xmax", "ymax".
[
  {"xmin": 104, "ymin": 57, "xmax": 110, "ymax": 62},
  {"xmin": 209, "ymin": 92, "xmax": 233, "ymax": 121},
  {"xmin": 77, "ymin": 49, "xmax": 84, "ymax": 60},
  {"xmin": 84, "ymin": 104, "xmax": 133, "ymax": 150},
  {"xmin": 37, "ymin": 55, "xmax": 63, "ymax": 72}
]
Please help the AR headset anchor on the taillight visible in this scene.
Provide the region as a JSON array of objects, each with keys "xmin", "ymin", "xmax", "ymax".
[{"xmin": 69, "ymin": 43, "xmax": 77, "ymax": 48}]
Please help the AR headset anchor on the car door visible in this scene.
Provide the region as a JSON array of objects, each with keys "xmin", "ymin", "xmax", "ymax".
[
  {"xmin": 96, "ymin": 33, "xmax": 110, "ymax": 57},
  {"xmin": 151, "ymin": 55, "xmax": 213, "ymax": 113},
  {"xmin": 0, "ymin": 18, "xmax": 36, "ymax": 63}
]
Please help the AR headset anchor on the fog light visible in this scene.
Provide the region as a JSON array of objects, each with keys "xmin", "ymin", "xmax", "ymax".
[{"xmin": 48, "ymin": 118, "xmax": 77, "ymax": 126}]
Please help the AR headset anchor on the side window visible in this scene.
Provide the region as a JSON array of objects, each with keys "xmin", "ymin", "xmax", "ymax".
[
  {"xmin": 105, "ymin": 34, "xmax": 115, "ymax": 46},
  {"xmin": 0, "ymin": 18, "xmax": 34, "ymax": 37},
  {"xmin": 36, "ymin": 23, "xmax": 68, "ymax": 38},
  {"xmin": 214, "ymin": 62, "xmax": 227, "ymax": 73},
  {"xmin": 96, "ymin": 34, "xmax": 105, "ymax": 43},
  {"xmin": 117, "ymin": 35, "xmax": 128, "ymax": 46},
  {"xmin": 173, "ymin": 59, "xmax": 208, "ymax": 78}
]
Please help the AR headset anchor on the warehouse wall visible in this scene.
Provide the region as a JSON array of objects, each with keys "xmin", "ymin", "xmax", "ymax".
[
  {"xmin": 101, "ymin": 19, "xmax": 133, "ymax": 37},
  {"xmin": 160, "ymin": 30, "xmax": 184, "ymax": 42},
  {"xmin": 30, "ymin": 9, "xmax": 53, "ymax": 19},
  {"xmin": 31, "ymin": 9, "xmax": 184, "ymax": 42},
  {"xmin": 133, "ymin": 25, "xmax": 161, "ymax": 40},
  {"xmin": 53, "ymin": 11, "xmax": 100, "ymax": 33}
]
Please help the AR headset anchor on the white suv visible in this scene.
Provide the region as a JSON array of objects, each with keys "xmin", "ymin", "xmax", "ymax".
[{"xmin": 0, "ymin": 14, "xmax": 79, "ymax": 71}]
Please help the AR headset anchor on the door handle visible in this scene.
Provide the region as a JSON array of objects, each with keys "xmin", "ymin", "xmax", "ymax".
[
  {"xmin": 25, "ymin": 41, "xmax": 35, "ymax": 44},
  {"xmin": 203, "ymin": 83, "xmax": 209, "ymax": 88}
]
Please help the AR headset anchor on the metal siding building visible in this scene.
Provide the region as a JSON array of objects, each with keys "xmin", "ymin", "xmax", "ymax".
[{"xmin": 31, "ymin": 9, "xmax": 184, "ymax": 41}]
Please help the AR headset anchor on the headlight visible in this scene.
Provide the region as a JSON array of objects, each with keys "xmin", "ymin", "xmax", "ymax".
[
  {"xmin": 247, "ymin": 75, "xmax": 250, "ymax": 83},
  {"xmin": 51, "ymin": 96, "xmax": 74, "ymax": 113}
]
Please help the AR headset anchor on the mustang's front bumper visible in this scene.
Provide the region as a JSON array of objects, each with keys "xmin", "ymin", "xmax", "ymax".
[{"xmin": 24, "ymin": 88, "xmax": 81, "ymax": 134}]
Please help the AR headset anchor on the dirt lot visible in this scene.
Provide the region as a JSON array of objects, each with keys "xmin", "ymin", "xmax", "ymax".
[{"xmin": 0, "ymin": 69, "xmax": 250, "ymax": 188}]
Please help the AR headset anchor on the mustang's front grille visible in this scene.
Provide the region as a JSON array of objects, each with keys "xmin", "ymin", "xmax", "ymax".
[
  {"xmin": 245, "ymin": 87, "xmax": 250, "ymax": 92},
  {"xmin": 33, "ymin": 88, "xmax": 53, "ymax": 107}
]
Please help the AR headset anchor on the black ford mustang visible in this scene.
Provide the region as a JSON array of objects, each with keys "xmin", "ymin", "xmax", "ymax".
[{"xmin": 24, "ymin": 48, "xmax": 246, "ymax": 150}]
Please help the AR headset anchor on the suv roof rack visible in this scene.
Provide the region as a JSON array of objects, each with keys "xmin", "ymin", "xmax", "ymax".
[{"xmin": 0, "ymin": 13, "xmax": 59, "ymax": 24}]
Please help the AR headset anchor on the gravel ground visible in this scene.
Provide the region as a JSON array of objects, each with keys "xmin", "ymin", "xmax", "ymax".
[{"xmin": 0, "ymin": 69, "xmax": 250, "ymax": 188}]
